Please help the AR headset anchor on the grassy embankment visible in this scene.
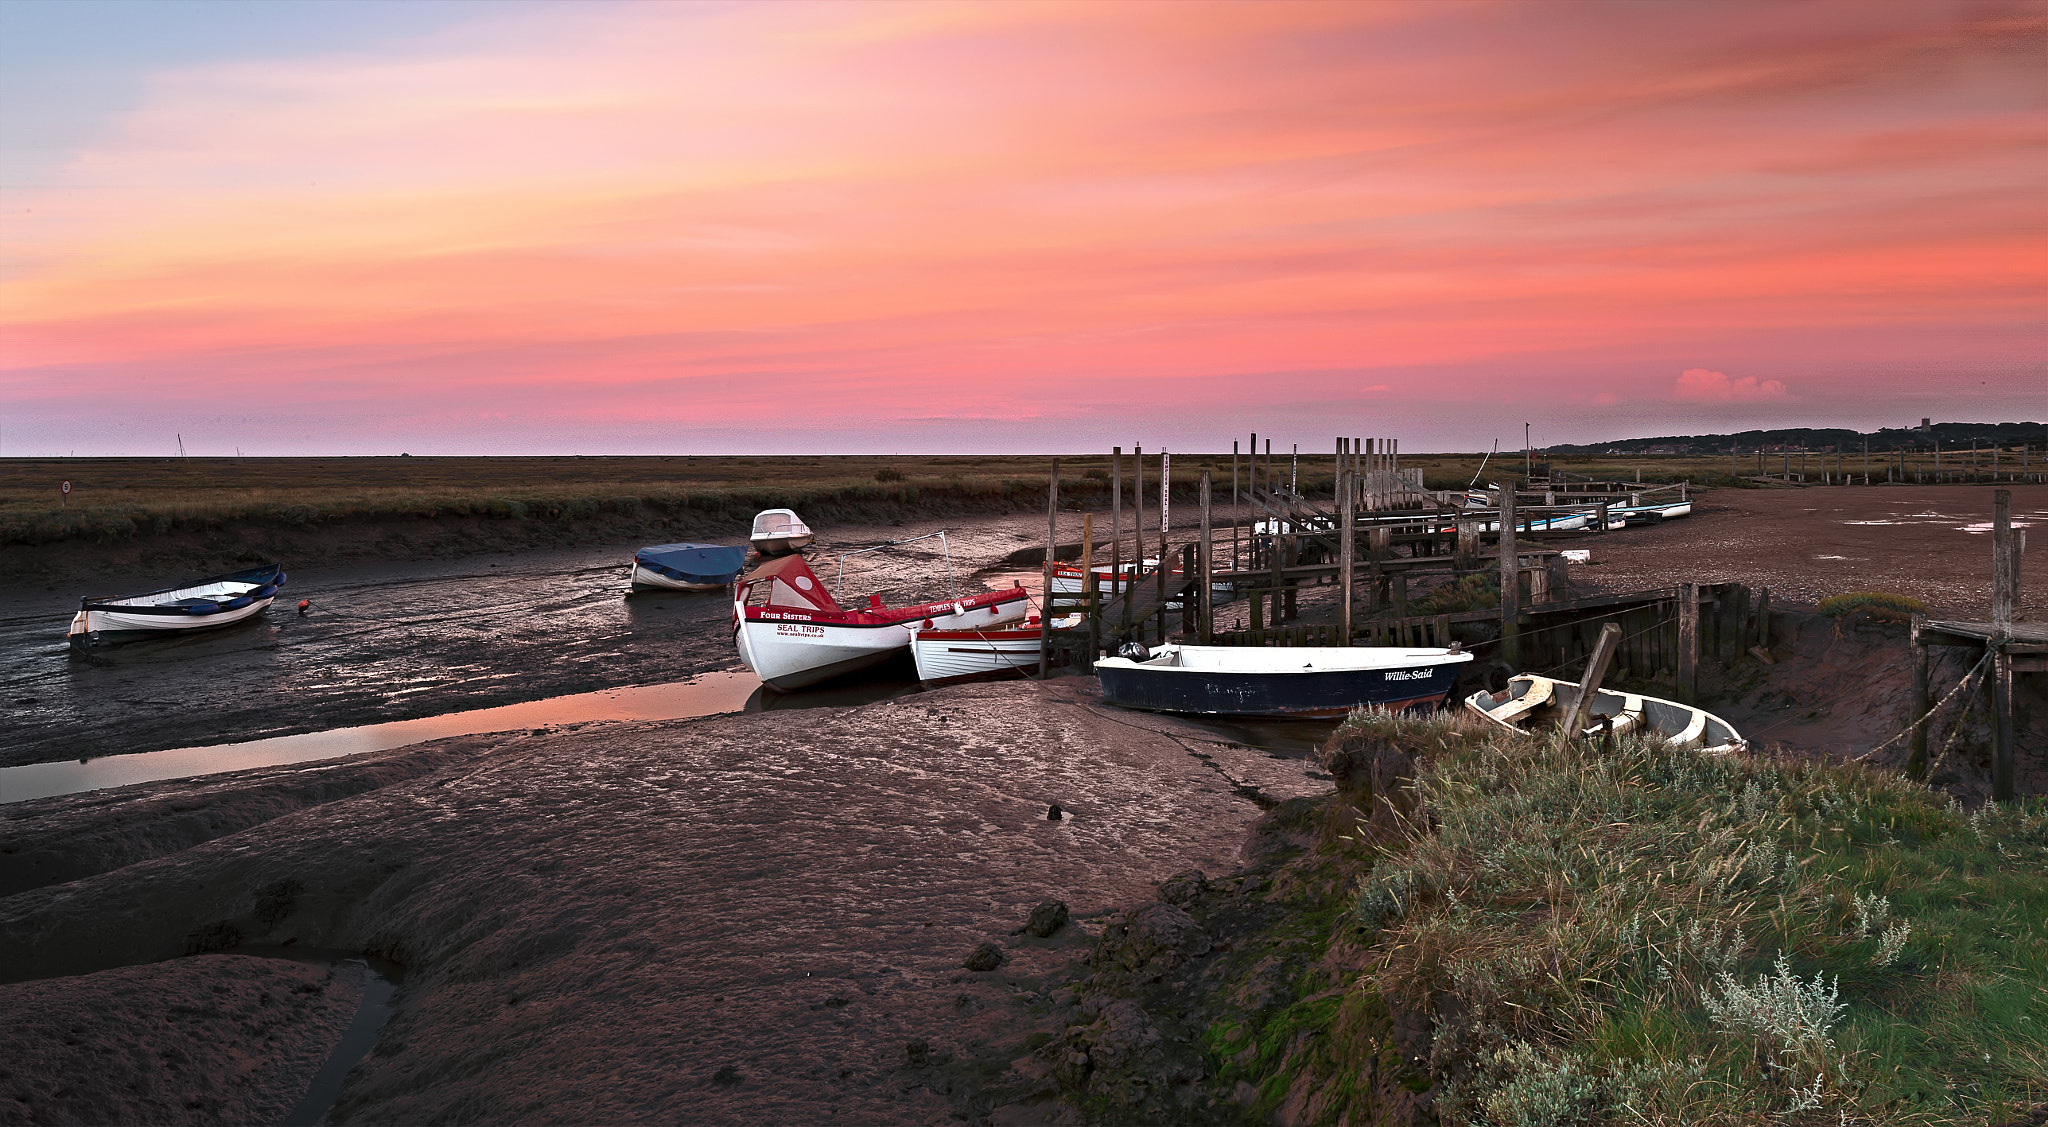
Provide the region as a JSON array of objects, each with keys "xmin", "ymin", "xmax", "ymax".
[
  {"xmin": 2, "ymin": 453, "xmax": 1770, "ymax": 548},
  {"xmin": 1186, "ymin": 713, "xmax": 2044, "ymax": 1124}
]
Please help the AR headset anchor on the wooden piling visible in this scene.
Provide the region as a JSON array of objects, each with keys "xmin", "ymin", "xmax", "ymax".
[
  {"xmin": 1339, "ymin": 438, "xmax": 1355, "ymax": 645},
  {"xmin": 1908, "ymin": 614, "xmax": 1929, "ymax": 779},
  {"xmin": 1081, "ymin": 512, "xmax": 1097, "ymax": 664},
  {"xmin": 1128, "ymin": 445, "xmax": 1143, "ymax": 639},
  {"xmin": 1992, "ymin": 489, "xmax": 2015, "ymax": 629},
  {"xmin": 1231, "ymin": 441, "xmax": 1240, "ymax": 574},
  {"xmin": 1041, "ymin": 459, "xmax": 1058, "ymax": 678},
  {"xmin": 1157, "ymin": 450, "xmax": 1170, "ymax": 642},
  {"xmin": 1499, "ymin": 489, "xmax": 1520, "ymax": 669},
  {"xmin": 1199, "ymin": 471, "xmax": 1213, "ymax": 645},
  {"xmin": 1993, "ymin": 648, "xmax": 2014, "ymax": 801},
  {"xmin": 1110, "ymin": 447, "xmax": 1123, "ymax": 613},
  {"xmin": 1677, "ymin": 581, "xmax": 1699, "ymax": 702}
]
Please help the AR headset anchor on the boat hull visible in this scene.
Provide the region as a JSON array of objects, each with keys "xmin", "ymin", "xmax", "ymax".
[
  {"xmin": 1464, "ymin": 674, "xmax": 1744, "ymax": 755},
  {"xmin": 910, "ymin": 619, "xmax": 1079, "ymax": 686},
  {"xmin": 737, "ymin": 590, "xmax": 1029, "ymax": 691},
  {"xmin": 750, "ymin": 534, "xmax": 815, "ymax": 555},
  {"xmin": 1096, "ymin": 645, "xmax": 1472, "ymax": 718},
  {"xmin": 67, "ymin": 563, "xmax": 285, "ymax": 647},
  {"xmin": 629, "ymin": 562, "xmax": 730, "ymax": 592}
]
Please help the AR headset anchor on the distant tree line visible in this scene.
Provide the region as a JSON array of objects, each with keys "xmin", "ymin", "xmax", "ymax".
[{"xmin": 1544, "ymin": 421, "xmax": 2048, "ymax": 456}]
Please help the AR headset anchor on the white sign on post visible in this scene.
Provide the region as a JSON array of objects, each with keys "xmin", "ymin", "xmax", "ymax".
[{"xmin": 60, "ymin": 480, "xmax": 71, "ymax": 510}]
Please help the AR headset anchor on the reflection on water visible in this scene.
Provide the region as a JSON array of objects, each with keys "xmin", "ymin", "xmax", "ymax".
[{"xmin": 2, "ymin": 668, "xmax": 927, "ymax": 804}]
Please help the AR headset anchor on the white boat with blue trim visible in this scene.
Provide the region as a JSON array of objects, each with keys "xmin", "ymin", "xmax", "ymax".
[{"xmin": 67, "ymin": 563, "xmax": 287, "ymax": 647}]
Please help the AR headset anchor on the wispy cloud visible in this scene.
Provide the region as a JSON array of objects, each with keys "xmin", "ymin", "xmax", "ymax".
[
  {"xmin": 1, "ymin": 0, "xmax": 2040, "ymax": 452},
  {"xmin": 1673, "ymin": 368, "xmax": 1791, "ymax": 403}
]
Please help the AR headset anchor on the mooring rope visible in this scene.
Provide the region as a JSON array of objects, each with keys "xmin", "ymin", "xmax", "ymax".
[{"xmin": 1851, "ymin": 646, "xmax": 1995, "ymax": 766}]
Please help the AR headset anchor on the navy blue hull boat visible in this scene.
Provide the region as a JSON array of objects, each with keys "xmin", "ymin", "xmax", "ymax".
[
  {"xmin": 630, "ymin": 543, "xmax": 750, "ymax": 592},
  {"xmin": 1094, "ymin": 644, "xmax": 1473, "ymax": 718}
]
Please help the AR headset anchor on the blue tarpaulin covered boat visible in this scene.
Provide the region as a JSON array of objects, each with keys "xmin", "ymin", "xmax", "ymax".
[{"xmin": 630, "ymin": 543, "xmax": 750, "ymax": 592}]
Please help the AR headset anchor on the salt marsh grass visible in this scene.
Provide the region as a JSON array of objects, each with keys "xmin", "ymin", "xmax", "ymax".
[{"xmin": 1317, "ymin": 711, "xmax": 2046, "ymax": 1124}]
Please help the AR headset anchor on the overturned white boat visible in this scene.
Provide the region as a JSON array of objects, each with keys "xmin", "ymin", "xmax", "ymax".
[
  {"xmin": 1464, "ymin": 673, "xmax": 1745, "ymax": 755},
  {"xmin": 750, "ymin": 508, "xmax": 815, "ymax": 556},
  {"xmin": 630, "ymin": 543, "xmax": 750, "ymax": 592},
  {"xmin": 733, "ymin": 553, "xmax": 1029, "ymax": 691},
  {"xmin": 68, "ymin": 563, "xmax": 286, "ymax": 647}
]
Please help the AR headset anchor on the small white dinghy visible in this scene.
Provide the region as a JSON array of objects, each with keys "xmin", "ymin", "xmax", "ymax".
[
  {"xmin": 909, "ymin": 614, "xmax": 1083, "ymax": 687},
  {"xmin": 1464, "ymin": 673, "xmax": 1746, "ymax": 755},
  {"xmin": 750, "ymin": 508, "xmax": 815, "ymax": 556},
  {"xmin": 68, "ymin": 563, "xmax": 286, "ymax": 647}
]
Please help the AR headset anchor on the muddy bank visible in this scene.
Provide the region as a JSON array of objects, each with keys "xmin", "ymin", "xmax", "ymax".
[
  {"xmin": 1576, "ymin": 484, "xmax": 2046, "ymax": 620},
  {"xmin": 0, "ymin": 954, "xmax": 363, "ymax": 1127},
  {"xmin": 0, "ymin": 511, "xmax": 1071, "ymax": 770},
  {"xmin": 0, "ymin": 679, "xmax": 1333, "ymax": 1124}
]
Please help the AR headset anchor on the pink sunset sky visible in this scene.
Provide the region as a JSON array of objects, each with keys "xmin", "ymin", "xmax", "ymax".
[{"xmin": 2, "ymin": 0, "xmax": 2042, "ymax": 455}]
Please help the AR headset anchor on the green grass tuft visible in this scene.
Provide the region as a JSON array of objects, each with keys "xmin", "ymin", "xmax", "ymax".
[{"xmin": 1818, "ymin": 591, "xmax": 1931, "ymax": 623}]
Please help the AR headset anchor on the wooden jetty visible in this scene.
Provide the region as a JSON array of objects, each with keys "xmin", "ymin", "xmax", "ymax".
[{"xmin": 1906, "ymin": 489, "xmax": 2035, "ymax": 802}]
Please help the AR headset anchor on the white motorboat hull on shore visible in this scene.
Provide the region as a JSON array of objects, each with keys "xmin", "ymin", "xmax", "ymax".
[{"xmin": 749, "ymin": 508, "xmax": 816, "ymax": 556}]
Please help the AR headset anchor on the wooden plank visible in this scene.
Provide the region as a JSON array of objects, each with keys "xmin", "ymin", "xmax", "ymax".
[
  {"xmin": 1199, "ymin": 471, "xmax": 1213, "ymax": 645},
  {"xmin": 1993, "ymin": 649, "xmax": 2015, "ymax": 802},
  {"xmin": 1677, "ymin": 582, "xmax": 1698, "ymax": 702},
  {"xmin": 1557, "ymin": 623, "xmax": 1623, "ymax": 751},
  {"xmin": 1499, "ymin": 488, "xmax": 1520, "ymax": 668},
  {"xmin": 1994, "ymin": 489, "xmax": 2014, "ymax": 629},
  {"xmin": 1339, "ymin": 438, "xmax": 1354, "ymax": 645}
]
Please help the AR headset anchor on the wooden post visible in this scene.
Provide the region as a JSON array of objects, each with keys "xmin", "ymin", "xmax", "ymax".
[
  {"xmin": 1499, "ymin": 489, "xmax": 1520, "ymax": 669},
  {"xmin": 1993, "ymin": 648, "xmax": 2014, "ymax": 802},
  {"xmin": 1677, "ymin": 581, "xmax": 1699, "ymax": 702},
  {"xmin": 1127, "ymin": 446, "xmax": 1142, "ymax": 639},
  {"xmin": 1111, "ymin": 447, "xmax": 1122, "ymax": 594},
  {"xmin": 1992, "ymin": 489, "xmax": 2015, "ymax": 629},
  {"xmin": 1369, "ymin": 526, "xmax": 1389, "ymax": 613},
  {"xmin": 1041, "ymin": 459, "xmax": 1058, "ymax": 678},
  {"xmin": 1339, "ymin": 439, "xmax": 1355, "ymax": 645},
  {"xmin": 1392, "ymin": 572, "xmax": 1408, "ymax": 618},
  {"xmin": 1907, "ymin": 614, "xmax": 1929, "ymax": 779},
  {"xmin": 1862, "ymin": 436, "xmax": 1869, "ymax": 485},
  {"xmin": 1199, "ymin": 471, "xmax": 1213, "ymax": 645},
  {"xmin": 1231, "ymin": 441, "xmax": 1240, "ymax": 574},
  {"xmin": 1270, "ymin": 528, "xmax": 1286, "ymax": 628},
  {"xmin": 1081, "ymin": 512, "xmax": 1096, "ymax": 664},
  {"xmin": 1557, "ymin": 623, "xmax": 1622, "ymax": 752},
  {"xmin": 1157, "ymin": 450, "xmax": 1170, "ymax": 641}
]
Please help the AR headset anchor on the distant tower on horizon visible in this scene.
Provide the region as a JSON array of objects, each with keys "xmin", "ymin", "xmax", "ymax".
[{"xmin": 1919, "ymin": 418, "xmax": 1932, "ymax": 431}]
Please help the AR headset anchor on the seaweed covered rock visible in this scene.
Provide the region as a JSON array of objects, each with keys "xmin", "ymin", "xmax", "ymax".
[
  {"xmin": 1317, "ymin": 723, "xmax": 1430, "ymax": 845},
  {"xmin": 1096, "ymin": 902, "xmax": 1211, "ymax": 975},
  {"xmin": 1155, "ymin": 869, "xmax": 1207, "ymax": 909}
]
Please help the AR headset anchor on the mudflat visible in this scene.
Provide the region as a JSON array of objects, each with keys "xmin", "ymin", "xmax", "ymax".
[{"xmin": 1, "ymin": 679, "xmax": 1327, "ymax": 1124}]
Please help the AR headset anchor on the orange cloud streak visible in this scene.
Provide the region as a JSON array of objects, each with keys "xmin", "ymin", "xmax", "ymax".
[{"xmin": 3, "ymin": 0, "xmax": 2042, "ymax": 450}]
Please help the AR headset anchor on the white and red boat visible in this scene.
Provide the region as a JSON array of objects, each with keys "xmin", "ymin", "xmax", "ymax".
[
  {"xmin": 733, "ymin": 554, "xmax": 1029, "ymax": 691},
  {"xmin": 910, "ymin": 614, "xmax": 1083, "ymax": 687}
]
